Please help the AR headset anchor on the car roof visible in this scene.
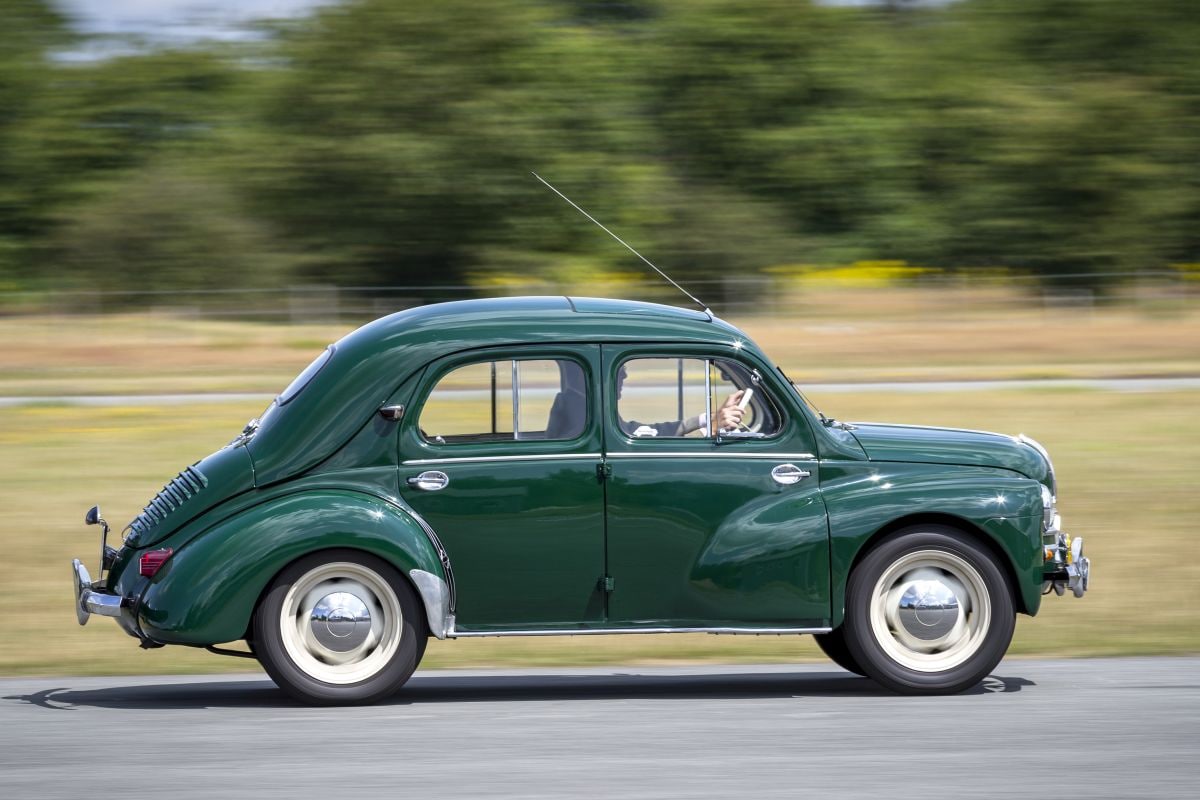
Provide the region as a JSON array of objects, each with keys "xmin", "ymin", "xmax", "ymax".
[{"xmin": 247, "ymin": 296, "xmax": 756, "ymax": 484}]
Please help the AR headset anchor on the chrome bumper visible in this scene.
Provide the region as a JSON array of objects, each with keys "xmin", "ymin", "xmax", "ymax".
[
  {"xmin": 72, "ymin": 559, "xmax": 126, "ymax": 625},
  {"xmin": 1043, "ymin": 527, "xmax": 1091, "ymax": 598}
]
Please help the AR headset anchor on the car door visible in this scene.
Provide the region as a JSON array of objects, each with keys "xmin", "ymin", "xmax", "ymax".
[
  {"xmin": 399, "ymin": 345, "xmax": 606, "ymax": 629},
  {"xmin": 602, "ymin": 344, "xmax": 830, "ymax": 627}
]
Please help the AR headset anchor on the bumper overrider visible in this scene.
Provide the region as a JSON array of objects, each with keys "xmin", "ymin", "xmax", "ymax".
[
  {"xmin": 1042, "ymin": 514, "xmax": 1090, "ymax": 598},
  {"xmin": 71, "ymin": 505, "xmax": 146, "ymax": 640},
  {"xmin": 71, "ymin": 558, "xmax": 127, "ymax": 624}
]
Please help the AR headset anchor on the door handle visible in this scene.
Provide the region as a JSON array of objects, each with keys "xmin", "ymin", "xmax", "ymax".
[
  {"xmin": 771, "ymin": 463, "xmax": 811, "ymax": 486},
  {"xmin": 407, "ymin": 470, "xmax": 449, "ymax": 491}
]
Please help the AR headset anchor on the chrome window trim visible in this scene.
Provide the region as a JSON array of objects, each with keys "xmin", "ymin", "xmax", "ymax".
[
  {"xmin": 606, "ymin": 451, "xmax": 816, "ymax": 460},
  {"xmin": 403, "ymin": 453, "xmax": 603, "ymax": 466},
  {"xmin": 449, "ymin": 625, "xmax": 832, "ymax": 638}
]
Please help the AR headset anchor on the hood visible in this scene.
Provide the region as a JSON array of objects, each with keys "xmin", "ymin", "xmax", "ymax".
[
  {"xmin": 847, "ymin": 422, "xmax": 1051, "ymax": 484},
  {"xmin": 122, "ymin": 444, "xmax": 255, "ymax": 548}
]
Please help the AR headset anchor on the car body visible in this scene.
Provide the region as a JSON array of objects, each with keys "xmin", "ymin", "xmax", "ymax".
[{"xmin": 72, "ymin": 296, "xmax": 1089, "ymax": 703}]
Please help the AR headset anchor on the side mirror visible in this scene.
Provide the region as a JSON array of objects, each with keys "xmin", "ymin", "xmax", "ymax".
[{"xmin": 85, "ymin": 506, "xmax": 101, "ymax": 526}]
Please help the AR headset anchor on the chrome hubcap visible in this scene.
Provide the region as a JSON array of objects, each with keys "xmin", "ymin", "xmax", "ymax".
[
  {"xmin": 280, "ymin": 562, "xmax": 402, "ymax": 685},
  {"xmin": 310, "ymin": 591, "xmax": 373, "ymax": 652},
  {"xmin": 870, "ymin": 550, "xmax": 990, "ymax": 673}
]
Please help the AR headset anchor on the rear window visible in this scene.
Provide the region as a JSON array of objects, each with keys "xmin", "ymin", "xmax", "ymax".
[{"xmin": 278, "ymin": 346, "xmax": 334, "ymax": 406}]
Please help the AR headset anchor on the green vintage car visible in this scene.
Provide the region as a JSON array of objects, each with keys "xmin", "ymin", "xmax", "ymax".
[{"xmin": 72, "ymin": 296, "xmax": 1089, "ymax": 703}]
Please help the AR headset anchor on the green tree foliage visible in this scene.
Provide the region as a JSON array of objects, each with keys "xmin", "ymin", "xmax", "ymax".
[{"xmin": 1, "ymin": 0, "xmax": 1197, "ymax": 299}]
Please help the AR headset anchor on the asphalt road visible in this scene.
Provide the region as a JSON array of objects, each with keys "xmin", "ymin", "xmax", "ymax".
[{"xmin": 2, "ymin": 657, "xmax": 1197, "ymax": 799}]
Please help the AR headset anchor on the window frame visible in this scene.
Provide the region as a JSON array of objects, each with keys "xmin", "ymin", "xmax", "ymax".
[
  {"xmin": 414, "ymin": 352, "xmax": 592, "ymax": 447},
  {"xmin": 612, "ymin": 351, "xmax": 790, "ymax": 445}
]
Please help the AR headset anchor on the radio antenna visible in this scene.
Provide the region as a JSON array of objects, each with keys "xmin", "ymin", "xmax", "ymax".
[{"xmin": 532, "ymin": 172, "xmax": 711, "ymax": 315}]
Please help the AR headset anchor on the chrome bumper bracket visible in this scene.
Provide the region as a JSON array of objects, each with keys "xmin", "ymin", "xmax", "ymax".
[
  {"xmin": 72, "ymin": 559, "xmax": 126, "ymax": 625},
  {"xmin": 1042, "ymin": 532, "xmax": 1090, "ymax": 598}
]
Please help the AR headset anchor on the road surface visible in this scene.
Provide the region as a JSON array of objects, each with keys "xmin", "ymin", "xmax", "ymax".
[{"xmin": 2, "ymin": 657, "xmax": 1197, "ymax": 798}]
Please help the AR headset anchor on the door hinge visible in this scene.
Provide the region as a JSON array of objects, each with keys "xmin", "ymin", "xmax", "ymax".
[
  {"xmin": 599, "ymin": 575, "xmax": 615, "ymax": 593},
  {"xmin": 596, "ymin": 462, "xmax": 612, "ymax": 482}
]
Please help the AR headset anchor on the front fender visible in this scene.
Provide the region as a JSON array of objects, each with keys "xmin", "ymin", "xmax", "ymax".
[
  {"xmin": 822, "ymin": 462, "xmax": 1045, "ymax": 627},
  {"xmin": 137, "ymin": 490, "xmax": 448, "ymax": 645}
]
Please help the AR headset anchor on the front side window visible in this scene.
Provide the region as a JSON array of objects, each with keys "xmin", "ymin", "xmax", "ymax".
[
  {"xmin": 616, "ymin": 357, "xmax": 782, "ymax": 439},
  {"xmin": 419, "ymin": 358, "xmax": 587, "ymax": 444}
]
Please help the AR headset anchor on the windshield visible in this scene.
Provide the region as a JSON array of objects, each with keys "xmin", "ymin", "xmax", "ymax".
[{"xmin": 775, "ymin": 366, "xmax": 830, "ymax": 423}]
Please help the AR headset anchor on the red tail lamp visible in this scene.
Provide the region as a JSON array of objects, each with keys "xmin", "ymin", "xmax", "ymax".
[{"xmin": 139, "ymin": 548, "xmax": 173, "ymax": 577}]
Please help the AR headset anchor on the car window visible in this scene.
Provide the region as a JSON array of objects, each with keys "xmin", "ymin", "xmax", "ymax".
[
  {"xmin": 616, "ymin": 357, "xmax": 783, "ymax": 439},
  {"xmin": 277, "ymin": 346, "xmax": 333, "ymax": 406},
  {"xmin": 419, "ymin": 358, "xmax": 587, "ymax": 444}
]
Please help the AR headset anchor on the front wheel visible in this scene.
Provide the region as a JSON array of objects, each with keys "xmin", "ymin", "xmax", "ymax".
[
  {"xmin": 253, "ymin": 550, "xmax": 427, "ymax": 705},
  {"xmin": 812, "ymin": 628, "xmax": 866, "ymax": 676},
  {"xmin": 843, "ymin": 527, "xmax": 1015, "ymax": 695}
]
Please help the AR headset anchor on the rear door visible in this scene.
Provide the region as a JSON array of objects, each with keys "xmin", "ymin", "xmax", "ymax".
[{"xmin": 399, "ymin": 345, "xmax": 605, "ymax": 629}]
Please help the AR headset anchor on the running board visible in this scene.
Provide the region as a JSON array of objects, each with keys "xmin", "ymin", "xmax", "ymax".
[{"xmin": 448, "ymin": 626, "xmax": 831, "ymax": 638}]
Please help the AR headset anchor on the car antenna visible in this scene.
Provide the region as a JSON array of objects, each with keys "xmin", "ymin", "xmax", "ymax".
[{"xmin": 532, "ymin": 172, "xmax": 712, "ymax": 316}]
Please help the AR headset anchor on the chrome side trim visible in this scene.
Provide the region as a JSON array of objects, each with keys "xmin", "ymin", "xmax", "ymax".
[
  {"xmin": 408, "ymin": 569, "xmax": 452, "ymax": 639},
  {"xmin": 398, "ymin": 507, "xmax": 456, "ymax": 616},
  {"xmin": 606, "ymin": 452, "xmax": 816, "ymax": 460},
  {"xmin": 402, "ymin": 453, "xmax": 602, "ymax": 466},
  {"xmin": 448, "ymin": 626, "xmax": 831, "ymax": 638}
]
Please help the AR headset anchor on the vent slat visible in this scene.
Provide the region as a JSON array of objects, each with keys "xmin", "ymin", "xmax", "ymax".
[{"xmin": 129, "ymin": 466, "xmax": 208, "ymax": 537}]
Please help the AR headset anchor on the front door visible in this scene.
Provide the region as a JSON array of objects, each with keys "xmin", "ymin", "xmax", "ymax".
[
  {"xmin": 602, "ymin": 345, "xmax": 831, "ymax": 627},
  {"xmin": 399, "ymin": 345, "xmax": 605, "ymax": 629}
]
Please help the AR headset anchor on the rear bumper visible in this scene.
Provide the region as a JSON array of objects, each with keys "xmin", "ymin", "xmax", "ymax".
[{"xmin": 72, "ymin": 559, "xmax": 128, "ymax": 624}]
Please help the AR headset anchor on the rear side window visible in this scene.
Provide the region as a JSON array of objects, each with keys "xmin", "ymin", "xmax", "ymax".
[
  {"xmin": 419, "ymin": 358, "xmax": 587, "ymax": 444},
  {"xmin": 277, "ymin": 346, "xmax": 334, "ymax": 406}
]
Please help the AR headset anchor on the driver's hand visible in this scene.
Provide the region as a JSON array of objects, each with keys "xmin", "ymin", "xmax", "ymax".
[{"xmin": 718, "ymin": 391, "xmax": 745, "ymax": 431}]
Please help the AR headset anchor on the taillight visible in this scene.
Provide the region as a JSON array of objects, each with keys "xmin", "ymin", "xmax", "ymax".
[{"xmin": 139, "ymin": 548, "xmax": 173, "ymax": 577}]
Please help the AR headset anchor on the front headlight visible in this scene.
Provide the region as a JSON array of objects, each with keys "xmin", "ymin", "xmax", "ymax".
[{"xmin": 1040, "ymin": 483, "xmax": 1056, "ymax": 531}]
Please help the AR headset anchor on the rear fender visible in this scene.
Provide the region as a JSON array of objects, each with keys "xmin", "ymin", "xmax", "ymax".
[{"xmin": 137, "ymin": 490, "xmax": 450, "ymax": 645}]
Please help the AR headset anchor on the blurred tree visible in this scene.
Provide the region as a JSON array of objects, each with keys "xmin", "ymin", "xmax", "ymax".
[
  {"xmin": 52, "ymin": 165, "xmax": 288, "ymax": 294},
  {"xmin": 0, "ymin": 0, "xmax": 1197, "ymax": 298},
  {"xmin": 0, "ymin": 0, "xmax": 70, "ymax": 283}
]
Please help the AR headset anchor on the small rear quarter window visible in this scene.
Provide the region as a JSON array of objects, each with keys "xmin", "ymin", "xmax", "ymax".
[{"xmin": 278, "ymin": 346, "xmax": 334, "ymax": 406}]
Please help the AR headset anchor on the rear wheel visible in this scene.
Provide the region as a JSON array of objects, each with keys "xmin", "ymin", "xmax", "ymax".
[
  {"xmin": 843, "ymin": 527, "xmax": 1015, "ymax": 694},
  {"xmin": 253, "ymin": 550, "xmax": 427, "ymax": 705}
]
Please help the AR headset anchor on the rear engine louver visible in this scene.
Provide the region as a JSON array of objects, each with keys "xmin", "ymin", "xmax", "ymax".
[{"xmin": 128, "ymin": 466, "xmax": 208, "ymax": 539}]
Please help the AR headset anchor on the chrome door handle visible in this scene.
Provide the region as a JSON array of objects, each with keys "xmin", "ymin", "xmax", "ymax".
[
  {"xmin": 407, "ymin": 470, "xmax": 449, "ymax": 491},
  {"xmin": 771, "ymin": 463, "xmax": 811, "ymax": 486}
]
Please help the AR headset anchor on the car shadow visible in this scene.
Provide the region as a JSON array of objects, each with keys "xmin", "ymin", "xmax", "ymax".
[{"xmin": 3, "ymin": 670, "xmax": 1034, "ymax": 711}]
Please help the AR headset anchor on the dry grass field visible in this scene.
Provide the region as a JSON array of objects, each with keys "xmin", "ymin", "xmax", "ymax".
[
  {"xmin": 1, "ymin": 289, "xmax": 1197, "ymax": 676},
  {"xmin": 2, "ymin": 287, "xmax": 1197, "ymax": 397}
]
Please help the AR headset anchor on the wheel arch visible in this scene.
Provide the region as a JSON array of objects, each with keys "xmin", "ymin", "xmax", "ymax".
[
  {"xmin": 137, "ymin": 490, "xmax": 451, "ymax": 645},
  {"xmin": 832, "ymin": 512, "xmax": 1032, "ymax": 628}
]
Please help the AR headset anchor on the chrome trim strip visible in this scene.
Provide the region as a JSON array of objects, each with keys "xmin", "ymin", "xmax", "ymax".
[
  {"xmin": 848, "ymin": 421, "xmax": 1004, "ymax": 438},
  {"xmin": 449, "ymin": 626, "xmax": 831, "ymax": 638},
  {"xmin": 1017, "ymin": 433, "xmax": 1057, "ymax": 493},
  {"xmin": 704, "ymin": 357, "xmax": 713, "ymax": 437},
  {"xmin": 511, "ymin": 360, "xmax": 520, "ymax": 438},
  {"xmin": 402, "ymin": 453, "xmax": 602, "ymax": 466},
  {"xmin": 606, "ymin": 452, "xmax": 816, "ymax": 460},
  {"xmin": 398, "ymin": 507, "xmax": 457, "ymax": 616}
]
